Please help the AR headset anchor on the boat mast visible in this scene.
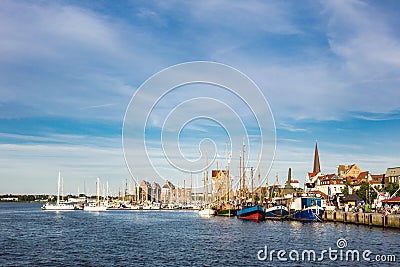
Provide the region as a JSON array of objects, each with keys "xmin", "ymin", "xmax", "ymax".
[
  {"xmin": 57, "ymin": 171, "xmax": 61, "ymax": 205},
  {"xmin": 96, "ymin": 177, "xmax": 100, "ymax": 206},
  {"xmin": 190, "ymin": 171, "xmax": 192, "ymax": 205},
  {"xmin": 61, "ymin": 175, "xmax": 64, "ymax": 201},
  {"xmin": 241, "ymin": 141, "xmax": 246, "ymax": 200},
  {"xmin": 257, "ymin": 152, "xmax": 261, "ymax": 201},
  {"xmin": 216, "ymin": 160, "xmax": 219, "ymax": 205},
  {"xmin": 265, "ymin": 168, "xmax": 269, "ymax": 200},
  {"xmin": 184, "ymin": 178, "xmax": 186, "ymax": 205},
  {"xmin": 203, "ymin": 172, "xmax": 206, "ymax": 205},
  {"xmin": 205, "ymin": 152, "xmax": 209, "ymax": 205},
  {"xmin": 225, "ymin": 141, "xmax": 229, "ymax": 202},
  {"xmin": 239, "ymin": 152, "xmax": 242, "ymax": 200},
  {"xmin": 106, "ymin": 181, "xmax": 109, "ymax": 204},
  {"xmin": 251, "ymin": 167, "xmax": 255, "ymax": 203}
]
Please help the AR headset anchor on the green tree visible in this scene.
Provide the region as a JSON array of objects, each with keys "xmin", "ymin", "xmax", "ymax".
[
  {"xmin": 17, "ymin": 195, "xmax": 35, "ymax": 202},
  {"xmin": 355, "ymin": 182, "xmax": 377, "ymax": 203},
  {"xmin": 341, "ymin": 181, "xmax": 351, "ymax": 195},
  {"xmin": 384, "ymin": 182, "xmax": 400, "ymax": 197}
]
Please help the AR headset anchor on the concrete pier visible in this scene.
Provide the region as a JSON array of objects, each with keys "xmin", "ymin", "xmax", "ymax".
[{"xmin": 323, "ymin": 211, "xmax": 400, "ymax": 228}]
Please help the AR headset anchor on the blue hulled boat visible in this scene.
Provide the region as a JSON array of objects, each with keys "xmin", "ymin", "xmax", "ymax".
[
  {"xmin": 264, "ymin": 205, "xmax": 289, "ymax": 220},
  {"xmin": 289, "ymin": 196, "xmax": 324, "ymax": 222},
  {"xmin": 237, "ymin": 204, "xmax": 265, "ymax": 221}
]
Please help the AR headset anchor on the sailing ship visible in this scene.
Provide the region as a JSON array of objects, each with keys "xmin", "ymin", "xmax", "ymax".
[
  {"xmin": 83, "ymin": 178, "xmax": 107, "ymax": 211},
  {"xmin": 42, "ymin": 171, "xmax": 76, "ymax": 211},
  {"xmin": 236, "ymin": 143, "xmax": 265, "ymax": 221}
]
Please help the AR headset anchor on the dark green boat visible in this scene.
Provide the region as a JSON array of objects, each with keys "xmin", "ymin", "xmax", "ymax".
[{"xmin": 216, "ymin": 208, "xmax": 237, "ymax": 217}]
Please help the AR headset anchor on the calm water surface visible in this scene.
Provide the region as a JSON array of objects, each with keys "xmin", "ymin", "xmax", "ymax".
[{"xmin": 0, "ymin": 202, "xmax": 399, "ymax": 266}]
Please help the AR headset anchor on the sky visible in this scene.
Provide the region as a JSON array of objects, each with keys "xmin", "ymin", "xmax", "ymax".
[{"xmin": 1, "ymin": 0, "xmax": 400, "ymax": 195}]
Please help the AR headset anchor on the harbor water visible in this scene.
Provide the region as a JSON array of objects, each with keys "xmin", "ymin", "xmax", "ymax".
[{"xmin": 1, "ymin": 202, "xmax": 399, "ymax": 266}]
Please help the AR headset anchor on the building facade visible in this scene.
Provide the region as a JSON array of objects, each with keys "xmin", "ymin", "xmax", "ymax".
[
  {"xmin": 385, "ymin": 167, "xmax": 400, "ymax": 186},
  {"xmin": 338, "ymin": 164, "xmax": 362, "ymax": 179}
]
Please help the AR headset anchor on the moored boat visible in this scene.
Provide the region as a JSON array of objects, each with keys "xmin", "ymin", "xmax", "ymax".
[
  {"xmin": 83, "ymin": 202, "xmax": 107, "ymax": 212},
  {"xmin": 216, "ymin": 208, "xmax": 237, "ymax": 217},
  {"xmin": 42, "ymin": 201, "xmax": 76, "ymax": 211},
  {"xmin": 198, "ymin": 207, "xmax": 216, "ymax": 216},
  {"xmin": 83, "ymin": 177, "xmax": 108, "ymax": 212},
  {"xmin": 289, "ymin": 196, "xmax": 324, "ymax": 222},
  {"xmin": 237, "ymin": 204, "xmax": 265, "ymax": 221},
  {"xmin": 264, "ymin": 205, "xmax": 289, "ymax": 220},
  {"xmin": 42, "ymin": 171, "xmax": 76, "ymax": 211}
]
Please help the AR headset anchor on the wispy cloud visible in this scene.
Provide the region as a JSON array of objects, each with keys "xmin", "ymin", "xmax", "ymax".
[{"xmin": 278, "ymin": 122, "xmax": 309, "ymax": 132}]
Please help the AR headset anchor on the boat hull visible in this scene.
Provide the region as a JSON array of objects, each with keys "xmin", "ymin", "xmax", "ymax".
[
  {"xmin": 41, "ymin": 204, "xmax": 76, "ymax": 211},
  {"xmin": 290, "ymin": 206, "xmax": 324, "ymax": 222},
  {"xmin": 216, "ymin": 209, "xmax": 237, "ymax": 217},
  {"xmin": 237, "ymin": 205, "xmax": 265, "ymax": 221},
  {"xmin": 264, "ymin": 205, "xmax": 289, "ymax": 220},
  {"xmin": 198, "ymin": 208, "xmax": 216, "ymax": 216},
  {"xmin": 83, "ymin": 204, "xmax": 107, "ymax": 212},
  {"xmin": 83, "ymin": 206, "xmax": 107, "ymax": 212}
]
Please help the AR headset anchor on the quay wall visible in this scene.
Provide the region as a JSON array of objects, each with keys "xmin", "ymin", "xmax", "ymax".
[{"xmin": 323, "ymin": 211, "xmax": 400, "ymax": 229}]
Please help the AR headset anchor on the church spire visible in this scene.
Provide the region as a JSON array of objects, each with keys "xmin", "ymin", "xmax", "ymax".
[{"xmin": 313, "ymin": 142, "xmax": 321, "ymax": 173}]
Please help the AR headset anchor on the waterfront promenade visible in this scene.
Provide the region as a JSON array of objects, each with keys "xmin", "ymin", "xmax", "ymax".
[{"xmin": 323, "ymin": 210, "xmax": 400, "ymax": 228}]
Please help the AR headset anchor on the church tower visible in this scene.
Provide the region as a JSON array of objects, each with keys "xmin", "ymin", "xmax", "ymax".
[{"xmin": 313, "ymin": 142, "xmax": 321, "ymax": 173}]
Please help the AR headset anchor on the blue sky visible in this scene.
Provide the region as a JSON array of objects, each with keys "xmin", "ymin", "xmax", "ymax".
[{"xmin": 1, "ymin": 0, "xmax": 400, "ymax": 194}]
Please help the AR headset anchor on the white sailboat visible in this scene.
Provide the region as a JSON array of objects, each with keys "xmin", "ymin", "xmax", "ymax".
[
  {"xmin": 198, "ymin": 207, "xmax": 216, "ymax": 216},
  {"xmin": 83, "ymin": 177, "xmax": 107, "ymax": 212},
  {"xmin": 42, "ymin": 171, "xmax": 75, "ymax": 211},
  {"xmin": 199, "ymin": 153, "xmax": 216, "ymax": 217}
]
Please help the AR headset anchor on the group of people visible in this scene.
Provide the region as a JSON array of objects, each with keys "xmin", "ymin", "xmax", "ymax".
[
  {"xmin": 379, "ymin": 203, "xmax": 399, "ymax": 215},
  {"xmin": 342, "ymin": 202, "xmax": 399, "ymax": 215},
  {"xmin": 343, "ymin": 203, "xmax": 366, "ymax": 213}
]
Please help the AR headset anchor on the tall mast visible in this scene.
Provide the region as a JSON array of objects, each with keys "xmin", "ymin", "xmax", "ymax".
[
  {"xmin": 61, "ymin": 175, "xmax": 64, "ymax": 201},
  {"xmin": 216, "ymin": 160, "xmax": 219, "ymax": 205},
  {"xmin": 57, "ymin": 170, "xmax": 61, "ymax": 205},
  {"xmin": 257, "ymin": 152, "xmax": 261, "ymax": 198},
  {"xmin": 241, "ymin": 141, "xmax": 246, "ymax": 200},
  {"xmin": 106, "ymin": 181, "xmax": 109, "ymax": 204},
  {"xmin": 251, "ymin": 167, "xmax": 254, "ymax": 202},
  {"xmin": 265, "ymin": 168, "xmax": 269, "ymax": 199},
  {"xmin": 102, "ymin": 183, "xmax": 105, "ymax": 202},
  {"xmin": 83, "ymin": 178, "xmax": 86, "ymax": 198},
  {"xmin": 225, "ymin": 141, "xmax": 229, "ymax": 202},
  {"xmin": 190, "ymin": 171, "xmax": 193, "ymax": 205},
  {"xmin": 96, "ymin": 177, "xmax": 100, "ymax": 206},
  {"xmin": 184, "ymin": 178, "xmax": 186, "ymax": 205},
  {"xmin": 203, "ymin": 172, "xmax": 206, "ymax": 204},
  {"xmin": 239, "ymin": 153, "xmax": 242, "ymax": 199},
  {"xmin": 205, "ymin": 152, "xmax": 209, "ymax": 204}
]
